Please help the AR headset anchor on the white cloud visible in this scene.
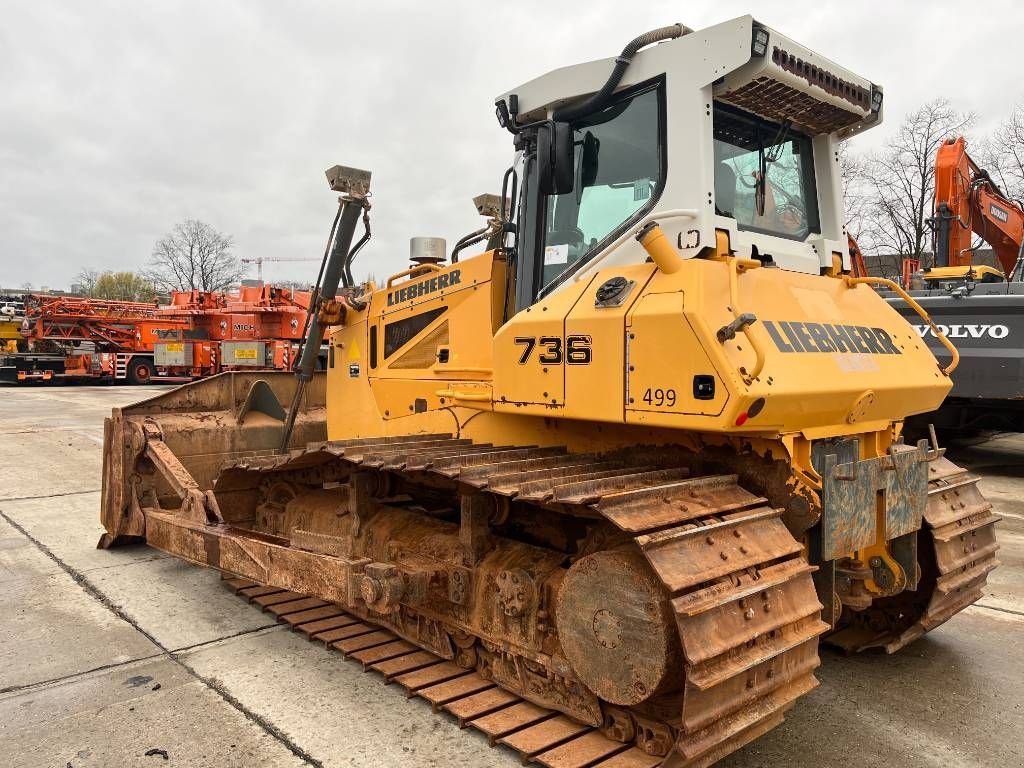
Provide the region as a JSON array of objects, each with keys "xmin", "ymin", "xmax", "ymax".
[{"xmin": 1, "ymin": 0, "xmax": 1021, "ymax": 289}]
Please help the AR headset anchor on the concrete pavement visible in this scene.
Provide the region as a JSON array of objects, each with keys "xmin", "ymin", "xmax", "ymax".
[{"xmin": 1, "ymin": 384, "xmax": 1021, "ymax": 767}]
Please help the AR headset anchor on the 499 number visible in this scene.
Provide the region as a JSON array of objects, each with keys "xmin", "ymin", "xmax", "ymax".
[{"xmin": 642, "ymin": 387, "xmax": 677, "ymax": 407}]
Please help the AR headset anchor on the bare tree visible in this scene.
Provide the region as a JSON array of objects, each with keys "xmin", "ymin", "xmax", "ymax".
[
  {"xmin": 977, "ymin": 105, "xmax": 1024, "ymax": 201},
  {"xmin": 145, "ymin": 219, "xmax": 241, "ymax": 292},
  {"xmin": 838, "ymin": 142, "xmax": 901, "ymax": 278},
  {"xmin": 74, "ymin": 267, "xmax": 100, "ymax": 296},
  {"xmin": 838, "ymin": 142, "xmax": 872, "ymax": 241},
  {"xmin": 861, "ymin": 99, "xmax": 973, "ymax": 268}
]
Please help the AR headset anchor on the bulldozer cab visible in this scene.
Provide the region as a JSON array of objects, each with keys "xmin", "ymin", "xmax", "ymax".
[{"xmin": 500, "ymin": 15, "xmax": 882, "ymax": 312}]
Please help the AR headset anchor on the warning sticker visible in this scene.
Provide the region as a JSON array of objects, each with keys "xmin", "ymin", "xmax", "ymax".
[
  {"xmin": 164, "ymin": 343, "xmax": 184, "ymax": 353},
  {"xmin": 544, "ymin": 243, "xmax": 569, "ymax": 265},
  {"xmin": 233, "ymin": 349, "xmax": 258, "ymax": 360}
]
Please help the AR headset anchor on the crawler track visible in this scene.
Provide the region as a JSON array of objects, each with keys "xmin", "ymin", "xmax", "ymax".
[
  {"xmin": 225, "ymin": 575, "xmax": 665, "ymax": 768},
  {"xmin": 199, "ymin": 437, "xmax": 827, "ymax": 767},
  {"xmin": 155, "ymin": 437, "xmax": 993, "ymax": 765}
]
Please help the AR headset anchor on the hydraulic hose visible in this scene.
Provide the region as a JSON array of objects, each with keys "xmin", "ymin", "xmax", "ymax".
[
  {"xmin": 343, "ymin": 208, "xmax": 372, "ymax": 288},
  {"xmin": 553, "ymin": 24, "xmax": 691, "ymax": 123},
  {"xmin": 451, "ymin": 225, "xmax": 492, "ymax": 263}
]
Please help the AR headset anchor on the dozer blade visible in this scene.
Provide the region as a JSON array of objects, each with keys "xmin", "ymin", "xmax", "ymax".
[{"xmin": 98, "ymin": 371, "xmax": 328, "ymax": 548}]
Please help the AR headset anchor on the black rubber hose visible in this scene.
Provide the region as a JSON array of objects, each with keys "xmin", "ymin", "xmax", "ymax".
[
  {"xmin": 553, "ymin": 24, "xmax": 690, "ymax": 123},
  {"xmin": 343, "ymin": 211, "xmax": 372, "ymax": 288},
  {"xmin": 451, "ymin": 225, "xmax": 491, "ymax": 263}
]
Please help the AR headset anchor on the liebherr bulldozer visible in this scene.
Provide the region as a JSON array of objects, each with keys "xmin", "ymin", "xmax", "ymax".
[{"xmin": 99, "ymin": 16, "xmax": 999, "ymax": 767}]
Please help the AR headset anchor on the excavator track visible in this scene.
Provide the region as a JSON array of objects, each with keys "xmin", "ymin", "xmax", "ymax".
[
  {"xmin": 183, "ymin": 436, "xmax": 828, "ymax": 768},
  {"xmin": 826, "ymin": 455, "xmax": 1000, "ymax": 653}
]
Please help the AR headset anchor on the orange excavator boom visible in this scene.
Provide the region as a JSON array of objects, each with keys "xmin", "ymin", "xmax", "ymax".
[{"xmin": 933, "ymin": 136, "xmax": 1024, "ymax": 276}]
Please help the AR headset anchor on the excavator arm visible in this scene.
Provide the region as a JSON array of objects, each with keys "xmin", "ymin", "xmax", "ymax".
[{"xmin": 933, "ymin": 136, "xmax": 1024, "ymax": 276}]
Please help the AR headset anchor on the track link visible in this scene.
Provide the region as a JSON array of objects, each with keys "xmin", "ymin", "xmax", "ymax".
[
  {"xmin": 225, "ymin": 575, "xmax": 663, "ymax": 768},
  {"xmin": 210, "ymin": 436, "xmax": 827, "ymax": 767}
]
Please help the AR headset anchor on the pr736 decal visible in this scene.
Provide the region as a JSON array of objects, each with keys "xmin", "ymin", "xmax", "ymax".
[{"xmin": 514, "ymin": 335, "xmax": 592, "ymax": 365}]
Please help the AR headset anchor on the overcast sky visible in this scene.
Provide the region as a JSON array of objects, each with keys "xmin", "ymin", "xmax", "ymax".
[{"xmin": 2, "ymin": 1, "xmax": 1022, "ymax": 291}]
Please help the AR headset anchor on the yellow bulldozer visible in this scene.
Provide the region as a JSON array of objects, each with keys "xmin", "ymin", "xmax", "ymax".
[{"xmin": 98, "ymin": 16, "xmax": 999, "ymax": 767}]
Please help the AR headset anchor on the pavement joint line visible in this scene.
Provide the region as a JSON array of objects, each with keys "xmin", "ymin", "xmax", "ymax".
[
  {"xmin": 0, "ymin": 507, "xmax": 323, "ymax": 768},
  {"xmin": 0, "ymin": 488, "xmax": 101, "ymax": 503},
  {"xmin": 0, "ymin": 651, "xmax": 167, "ymax": 696},
  {"xmin": 169, "ymin": 623, "xmax": 284, "ymax": 655},
  {"xmin": 973, "ymin": 602, "xmax": 1024, "ymax": 618},
  {"xmin": 76, "ymin": 553, "xmax": 174, "ymax": 573},
  {"xmin": 0, "ymin": 426, "xmax": 102, "ymax": 435}
]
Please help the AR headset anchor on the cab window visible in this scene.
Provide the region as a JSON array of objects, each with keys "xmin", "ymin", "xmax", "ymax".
[
  {"xmin": 713, "ymin": 102, "xmax": 820, "ymax": 241},
  {"xmin": 538, "ymin": 82, "xmax": 664, "ymax": 295}
]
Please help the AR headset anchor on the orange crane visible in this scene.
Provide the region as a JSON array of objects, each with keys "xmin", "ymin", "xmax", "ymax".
[
  {"xmin": 5, "ymin": 289, "xmax": 320, "ymax": 385},
  {"xmin": 9, "ymin": 295, "xmax": 188, "ymax": 384},
  {"xmin": 21, "ymin": 296, "xmax": 167, "ymax": 349},
  {"xmin": 151, "ymin": 285, "xmax": 315, "ymax": 379}
]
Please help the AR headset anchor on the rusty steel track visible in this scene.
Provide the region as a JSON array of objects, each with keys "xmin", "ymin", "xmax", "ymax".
[
  {"xmin": 826, "ymin": 455, "xmax": 1000, "ymax": 653},
  {"xmin": 224, "ymin": 576, "xmax": 664, "ymax": 768},
  {"xmin": 171, "ymin": 436, "xmax": 829, "ymax": 767},
  {"xmin": 129, "ymin": 431, "xmax": 997, "ymax": 763}
]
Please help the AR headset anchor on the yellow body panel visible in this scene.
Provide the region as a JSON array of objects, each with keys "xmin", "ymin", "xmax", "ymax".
[
  {"xmin": 626, "ymin": 291, "xmax": 729, "ymax": 418},
  {"xmin": 329, "ymin": 247, "xmax": 949, "ymax": 448},
  {"xmin": 564, "ymin": 264, "xmax": 658, "ymax": 421}
]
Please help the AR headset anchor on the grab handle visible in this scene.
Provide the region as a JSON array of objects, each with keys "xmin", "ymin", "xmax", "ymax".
[
  {"xmin": 843, "ymin": 275, "xmax": 959, "ymax": 376},
  {"xmin": 724, "ymin": 256, "xmax": 766, "ymax": 384},
  {"xmin": 386, "ymin": 263, "xmax": 444, "ymax": 288}
]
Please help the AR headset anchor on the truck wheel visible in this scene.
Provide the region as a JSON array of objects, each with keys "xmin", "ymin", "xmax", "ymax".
[{"xmin": 127, "ymin": 357, "xmax": 153, "ymax": 385}]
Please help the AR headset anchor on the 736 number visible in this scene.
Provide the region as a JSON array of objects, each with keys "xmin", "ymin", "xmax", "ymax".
[{"xmin": 514, "ymin": 335, "xmax": 592, "ymax": 365}]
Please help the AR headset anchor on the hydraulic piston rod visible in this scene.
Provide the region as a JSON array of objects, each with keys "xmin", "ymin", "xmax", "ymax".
[{"xmin": 280, "ymin": 165, "xmax": 371, "ymax": 452}]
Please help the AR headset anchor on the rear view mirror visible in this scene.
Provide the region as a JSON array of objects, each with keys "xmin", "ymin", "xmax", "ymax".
[
  {"xmin": 581, "ymin": 131, "xmax": 600, "ymax": 188},
  {"xmin": 537, "ymin": 121, "xmax": 574, "ymax": 195}
]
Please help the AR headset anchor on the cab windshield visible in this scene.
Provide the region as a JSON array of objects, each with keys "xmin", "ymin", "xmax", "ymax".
[
  {"xmin": 713, "ymin": 102, "xmax": 820, "ymax": 241},
  {"xmin": 538, "ymin": 82, "xmax": 663, "ymax": 294}
]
